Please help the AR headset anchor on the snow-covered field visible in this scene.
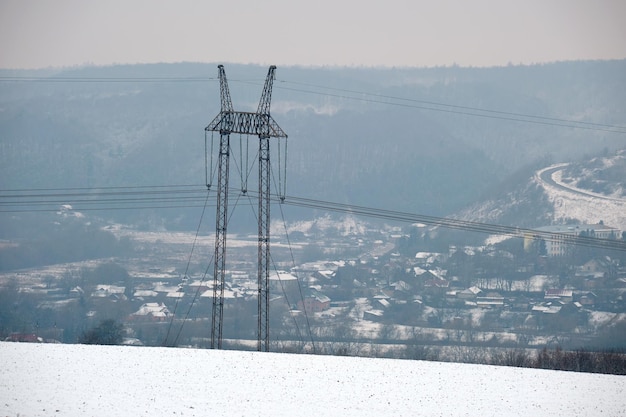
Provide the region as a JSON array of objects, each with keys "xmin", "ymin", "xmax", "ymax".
[{"xmin": 2, "ymin": 342, "xmax": 624, "ymax": 417}]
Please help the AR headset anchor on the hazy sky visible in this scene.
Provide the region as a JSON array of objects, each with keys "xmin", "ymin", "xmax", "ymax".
[{"xmin": 1, "ymin": 0, "xmax": 625, "ymax": 69}]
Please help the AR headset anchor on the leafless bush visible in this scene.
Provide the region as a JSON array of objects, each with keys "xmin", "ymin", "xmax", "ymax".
[
  {"xmin": 533, "ymin": 347, "xmax": 626, "ymax": 375},
  {"xmin": 490, "ymin": 349, "xmax": 533, "ymax": 368}
]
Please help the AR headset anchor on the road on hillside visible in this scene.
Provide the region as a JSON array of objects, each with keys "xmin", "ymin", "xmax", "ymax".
[{"xmin": 537, "ymin": 164, "xmax": 626, "ymax": 203}]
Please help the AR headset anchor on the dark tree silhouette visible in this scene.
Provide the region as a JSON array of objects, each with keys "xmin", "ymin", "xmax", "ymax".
[{"xmin": 80, "ymin": 319, "xmax": 124, "ymax": 345}]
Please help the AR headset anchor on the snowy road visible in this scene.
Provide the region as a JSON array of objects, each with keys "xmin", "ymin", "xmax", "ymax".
[
  {"xmin": 535, "ymin": 163, "xmax": 626, "ymax": 229},
  {"xmin": 538, "ymin": 164, "xmax": 626, "ymax": 203}
]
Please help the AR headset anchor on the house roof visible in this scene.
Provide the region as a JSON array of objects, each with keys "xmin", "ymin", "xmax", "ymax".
[
  {"xmin": 532, "ymin": 304, "xmax": 561, "ymax": 314},
  {"xmin": 413, "ymin": 267, "xmax": 427, "ymax": 276},
  {"xmin": 166, "ymin": 292, "xmax": 185, "ymax": 298},
  {"xmin": 134, "ymin": 290, "xmax": 158, "ymax": 297},
  {"xmin": 428, "ymin": 269, "xmax": 447, "ymax": 280},
  {"xmin": 476, "ymin": 299, "xmax": 504, "ymax": 307},
  {"xmin": 316, "ymin": 270, "xmax": 335, "ymax": 280},
  {"xmin": 391, "ymin": 281, "xmax": 411, "ymax": 292},
  {"xmin": 425, "ymin": 279, "xmax": 449, "ymax": 288},
  {"xmin": 154, "ymin": 284, "xmax": 181, "ymax": 293},
  {"xmin": 91, "ymin": 285, "xmax": 125, "ymax": 297},
  {"xmin": 270, "ymin": 271, "xmax": 298, "ymax": 281},
  {"xmin": 545, "ymin": 289, "xmax": 573, "ymax": 298},
  {"xmin": 307, "ymin": 288, "xmax": 330, "ymax": 304},
  {"xmin": 459, "ymin": 286, "xmax": 482, "ymax": 296},
  {"xmin": 188, "ymin": 280, "xmax": 212, "ymax": 288},
  {"xmin": 133, "ymin": 302, "xmax": 171, "ymax": 316},
  {"xmin": 377, "ymin": 299, "xmax": 391, "ymax": 309},
  {"xmin": 70, "ymin": 286, "xmax": 84, "ymax": 294}
]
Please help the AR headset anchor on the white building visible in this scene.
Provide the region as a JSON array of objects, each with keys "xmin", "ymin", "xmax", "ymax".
[{"xmin": 525, "ymin": 223, "xmax": 621, "ymax": 257}]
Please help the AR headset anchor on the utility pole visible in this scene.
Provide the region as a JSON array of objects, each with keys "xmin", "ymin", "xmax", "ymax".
[{"xmin": 205, "ymin": 65, "xmax": 287, "ymax": 351}]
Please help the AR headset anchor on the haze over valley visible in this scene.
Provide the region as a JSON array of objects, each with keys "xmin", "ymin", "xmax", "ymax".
[{"xmin": 2, "ymin": 61, "xmax": 626, "ymax": 416}]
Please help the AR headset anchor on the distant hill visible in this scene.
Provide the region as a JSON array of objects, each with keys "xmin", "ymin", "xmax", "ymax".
[{"xmin": 1, "ymin": 61, "xmax": 624, "ymax": 229}]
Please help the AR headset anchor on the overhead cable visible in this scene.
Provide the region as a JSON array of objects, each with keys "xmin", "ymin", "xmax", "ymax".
[
  {"xmin": 1, "ymin": 74, "xmax": 624, "ymax": 133},
  {"xmin": 1, "ymin": 185, "xmax": 623, "ymax": 252}
]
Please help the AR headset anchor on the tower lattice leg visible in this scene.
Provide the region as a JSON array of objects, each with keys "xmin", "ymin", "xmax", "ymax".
[
  {"xmin": 258, "ymin": 136, "xmax": 271, "ymax": 352},
  {"xmin": 211, "ymin": 133, "xmax": 230, "ymax": 349}
]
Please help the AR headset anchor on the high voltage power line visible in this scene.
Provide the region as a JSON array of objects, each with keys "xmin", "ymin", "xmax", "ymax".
[
  {"xmin": 1, "ymin": 185, "xmax": 625, "ymax": 253},
  {"xmin": 1, "ymin": 73, "xmax": 624, "ymax": 249},
  {"xmin": 278, "ymin": 194, "xmax": 626, "ymax": 253},
  {"xmin": 1, "ymin": 75, "xmax": 625, "ymax": 134},
  {"xmin": 0, "ymin": 185, "xmax": 210, "ymax": 212},
  {"xmin": 273, "ymin": 80, "xmax": 626, "ymax": 134}
]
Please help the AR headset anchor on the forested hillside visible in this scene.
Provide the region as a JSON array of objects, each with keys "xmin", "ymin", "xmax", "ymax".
[{"xmin": 1, "ymin": 61, "xmax": 624, "ymax": 229}]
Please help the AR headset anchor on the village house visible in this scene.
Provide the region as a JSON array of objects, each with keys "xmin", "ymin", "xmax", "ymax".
[
  {"xmin": 580, "ymin": 257, "xmax": 614, "ymax": 275},
  {"xmin": 91, "ymin": 284, "xmax": 126, "ymax": 299},
  {"xmin": 129, "ymin": 302, "xmax": 172, "ymax": 322},
  {"xmin": 421, "ymin": 269, "xmax": 450, "ymax": 290},
  {"xmin": 457, "ymin": 286, "xmax": 482, "ymax": 300},
  {"xmin": 69, "ymin": 286, "xmax": 84, "ymax": 298},
  {"xmin": 476, "ymin": 292, "xmax": 505, "ymax": 309},
  {"xmin": 577, "ymin": 257, "xmax": 618, "ymax": 288},
  {"xmin": 382, "ymin": 280, "xmax": 411, "ymax": 300},
  {"xmin": 269, "ymin": 271, "xmax": 300, "ymax": 294},
  {"xmin": 414, "ymin": 252, "xmax": 444, "ymax": 267},
  {"xmin": 133, "ymin": 289, "xmax": 158, "ymax": 299},
  {"xmin": 373, "ymin": 294, "xmax": 391, "ymax": 310},
  {"xmin": 363, "ymin": 309, "xmax": 384, "ymax": 322},
  {"xmin": 297, "ymin": 288, "xmax": 331, "ymax": 313},
  {"xmin": 545, "ymin": 289, "xmax": 574, "ymax": 303},
  {"xmin": 187, "ymin": 280, "xmax": 212, "ymax": 293},
  {"xmin": 577, "ymin": 291, "xmax": 597, "ymax": 307},
  {"xmin": 4, "ymin": 333, "xmax": 42, "ymax": 343}
]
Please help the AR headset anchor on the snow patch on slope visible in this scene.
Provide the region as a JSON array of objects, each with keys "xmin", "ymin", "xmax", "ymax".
[{"xmin": 277, "ymin": 214, "xmax": 368, "ymax": 237}]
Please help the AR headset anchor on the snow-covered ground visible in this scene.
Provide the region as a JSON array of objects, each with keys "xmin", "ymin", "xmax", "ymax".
[
  {"xmin": 535, "ymin": 163, "xmax": 626, "ymax": 230},
  {"xmin": 2, "ymin": 342, "xmax": 624, "ymax": 417}
]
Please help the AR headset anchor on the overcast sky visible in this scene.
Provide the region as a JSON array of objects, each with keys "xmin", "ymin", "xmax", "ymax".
[{"xmin": 1, "ymin": 0, "xmax": 625, "ymax": 69}]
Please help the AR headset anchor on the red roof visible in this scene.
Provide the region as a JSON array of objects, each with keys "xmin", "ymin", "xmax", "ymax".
[{"xmin": 5, "ymin": 333, "xmax": 40, "ymax": 343}]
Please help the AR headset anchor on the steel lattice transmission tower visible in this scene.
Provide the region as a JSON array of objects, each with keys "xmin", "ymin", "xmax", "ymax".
[{"xmin": 205, "ymin": 65, "xmax": 287, "ymax": 351}]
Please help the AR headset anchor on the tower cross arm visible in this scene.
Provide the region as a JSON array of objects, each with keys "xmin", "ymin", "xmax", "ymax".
[
  {"xmin": 205, "ymin": 111, "xmax": 287, "ymax": 138},
  {"xmin": 257, "ymin": 65, "xmax": 277, "ymax": 116}
]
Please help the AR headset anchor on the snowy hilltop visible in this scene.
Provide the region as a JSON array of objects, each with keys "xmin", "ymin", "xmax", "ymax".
[{"xmin": 2, "ymin": 342, "xmax": 625, "ymax": 417}]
